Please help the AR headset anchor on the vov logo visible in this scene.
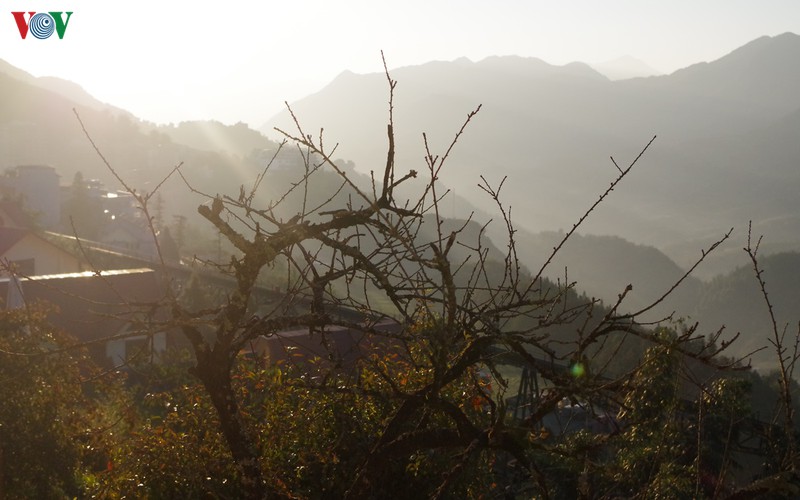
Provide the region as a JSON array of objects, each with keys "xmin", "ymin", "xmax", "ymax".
[{"xmin": 12, "ymin": 12, "xmax": 73, "ymax": 39}]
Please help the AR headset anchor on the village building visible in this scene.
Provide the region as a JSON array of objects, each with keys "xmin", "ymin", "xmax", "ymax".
[{"xmin": 0, "ymin": 268, "xmax": 177, "ymax": 368}]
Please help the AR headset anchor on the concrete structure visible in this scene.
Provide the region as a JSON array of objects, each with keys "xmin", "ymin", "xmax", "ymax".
[
  {"xmin": 0, "ymin": 228, "xmax": 81, "ymax": 276},
  {"xmin": 0, "ymin": 268, "xmax": 175, "ymax": 368}
]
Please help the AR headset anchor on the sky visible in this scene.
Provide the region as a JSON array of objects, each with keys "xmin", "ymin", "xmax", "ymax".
[{"xmin": 1, "ymin": 0, "xmax": 799, "ymax": 128}]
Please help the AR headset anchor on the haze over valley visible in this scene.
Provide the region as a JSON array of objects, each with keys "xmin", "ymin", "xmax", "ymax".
[{"xmin": 2, "ymin": 29, "xmax": 799, "ymax": 369}]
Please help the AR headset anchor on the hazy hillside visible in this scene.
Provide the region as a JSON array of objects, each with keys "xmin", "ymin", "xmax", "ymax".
[
  {"xmin": 653, "ymin": 33, "xmax": 800, "ymax": 113},
  {"xmin": 262, "ymin": 33, "xmax": 800, "ymax": 260},
  {"xmin": 0, "ymin": 63, "xmax": 291, "ymax": 234},
  {"xmin": 505, "ymin": 229, "xmax": 704, "ymax": 320},
  {"xmin": 692, "ymin": 252, "xmax": 800, "ymax": 370},
  {"xmin": 505, "ymin": 227, "xmax": 800, "ymax": 369},
  {"xmin": 590, "ymin": 56, "xmax": 662, "ymax": 80},
  {"xmin": 151, "ymin": 120, "xmax": 280, "ymax": 158},
  {"xmin": 0, "ymin": 70, "xmax": 161, "ymax": 181},
  {"xmin": 0, "ymin": 59, "xmax": 133, "ymax": 118}
]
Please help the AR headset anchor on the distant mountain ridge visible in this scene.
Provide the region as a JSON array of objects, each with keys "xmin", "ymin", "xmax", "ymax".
[
  {"xmin": 662, "ymin": 33, "xmax": 800, "ymax": 111},
  {"xmin": 0, "ymin": 64, "xmax": 287, "ymax": 235},
  {"xmin": 148, "ymin": 120, "xmax": 279, "ymax": 158},
  {"xmin": 590, "ymin": 55, "xmax": 662, "ymax": 80},
  {"xmin": 0, "ymin": 59, "xmax": 133, "ymax": 118},
  {"xmin": 262, "ymin": 32, "xmax": 800, "ymax": 258}
]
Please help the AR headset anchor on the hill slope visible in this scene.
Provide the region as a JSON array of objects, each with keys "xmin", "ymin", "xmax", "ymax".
[
  {"xmin": 262, "ymin": 33, "xmax": 800, "ymax": 257},
  {"xmin": 692, "ymin": 252, "xmax": 800, "ymax": 370}
]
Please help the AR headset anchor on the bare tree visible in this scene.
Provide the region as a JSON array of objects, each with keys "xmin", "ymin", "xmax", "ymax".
[
  {"xmin": 718, "ymin": 224, "xmax": 800, "ymax": 499},
  {"xmin": 72, "ymin": 62, "xmax": 760, "ymax": 499}
]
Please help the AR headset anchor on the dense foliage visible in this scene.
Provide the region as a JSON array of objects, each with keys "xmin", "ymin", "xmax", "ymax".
[
  {"xmin": 0, "ymin": 304, "xmax": 108, "ymax": 498},
  {"xmin": 1, "ymin": 305, "xmax": 799, "ymax": 499}
]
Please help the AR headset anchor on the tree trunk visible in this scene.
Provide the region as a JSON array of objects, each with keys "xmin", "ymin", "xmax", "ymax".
[{"xmin": 193, "ymin": 350, "xmax": 266, "ymax": 499}]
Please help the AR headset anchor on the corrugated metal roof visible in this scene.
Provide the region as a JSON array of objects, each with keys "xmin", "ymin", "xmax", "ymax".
[{"xmin": 1, "ymin": 268, "xmax": 155, "ymax": 282}]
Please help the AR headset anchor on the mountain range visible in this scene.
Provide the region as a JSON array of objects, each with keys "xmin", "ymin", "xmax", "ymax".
[
  {"xmin": 262, "ymin": 32, "xmax": 800, "ymax": 269},
  {"xmin": 590, "ymin": 56, "xmax": 662, "ymax": 81},
  {"xmin": 0, "ymin": 33, "xmax": 798, "ymax": 370}
]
